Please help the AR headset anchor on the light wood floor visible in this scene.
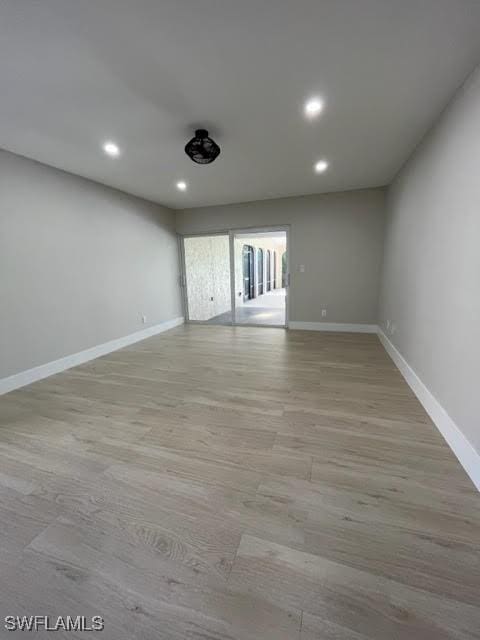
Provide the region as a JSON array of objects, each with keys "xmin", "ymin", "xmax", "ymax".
[{"xmin": 0, "ymin": 325, "xmax": 479, "ymax": 639}]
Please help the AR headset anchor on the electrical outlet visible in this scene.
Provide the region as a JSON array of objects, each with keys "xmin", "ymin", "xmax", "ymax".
[
  {"xmin": 141, "ymin": 315, "xmax": 147, "ymax": 324},
  {"xmin": 321, "ymin": 309, "xmax": 327, "ymax": 317},
  {"xmin": 299, "ymin": 264, "xmax": 305, "ymax": 273}
]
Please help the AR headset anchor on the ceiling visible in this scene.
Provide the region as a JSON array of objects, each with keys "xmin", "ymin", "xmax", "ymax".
[{"xmin": 1, "ymin": 0, "xmax": 480, "ymax": 209}]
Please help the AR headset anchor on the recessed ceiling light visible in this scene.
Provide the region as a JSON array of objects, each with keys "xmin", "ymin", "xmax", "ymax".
[
  {"xmin": 304, "ymin": 97, "xmax": 324, "ymax": 118},
  {"xmin": 103, "ymin": 141, "xmax": 120, "ymax": 157},
  {"xmin": 176, "ymin": 181, "xmax": 187, "ymax": 191},
  {"xmin": 314, "ymin": 159, "xmax": 329, "ymax": 173}
]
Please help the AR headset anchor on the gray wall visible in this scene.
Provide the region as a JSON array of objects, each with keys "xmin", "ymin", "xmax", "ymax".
[
  {"xmin": 176, "ymin": 189, "xmax": 385, "ymax": 325},
  {"xmin": 0, "ymin": 150, "xmax": 182, "ymax": 379},
  {"xmin": 379, "ymin": 66, "xmax": 480, "ymax": 452}
]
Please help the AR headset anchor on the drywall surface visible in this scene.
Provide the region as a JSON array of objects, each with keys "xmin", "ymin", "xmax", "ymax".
[
  {"xmin": 379, "ymin": 66, "xmax": 480, "ymax": 452},
  {"xmin": 0, "ymin": 150, "xmax": 182, "ymax": 378},
  {"xmin": 176, "ymin": 189, "xmax": 385, "ymax": 325}
]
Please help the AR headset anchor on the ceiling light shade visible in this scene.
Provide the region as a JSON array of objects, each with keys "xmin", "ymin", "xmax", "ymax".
[
  {"xmin": 314, "ymin": 159, "xmax": 329, "ymax": 173},
  {"xmin": 185, "ymin": 129, "xmax": 220, "ymax": 164},
  {"xmin": 304, "ymin": 98, "xmax": 323, "ymax": 118},
  {"xmin": 176, "ymin": 181, "xmax": 187, "ymax": 191},
  {"xmin": 103, "ymin": 141, "xmax": 120, "ymax": 157}
]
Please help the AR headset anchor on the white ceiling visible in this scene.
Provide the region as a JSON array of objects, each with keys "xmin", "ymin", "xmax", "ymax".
[{"xmin": 1, "ymin": 0, "xmax": 480, "ymax": 209}]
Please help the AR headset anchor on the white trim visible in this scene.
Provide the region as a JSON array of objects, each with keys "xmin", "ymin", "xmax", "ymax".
[
  {"xmin": 378, "ymin": 329, "xmax": 480, "ymax": 492},
  {"xmin": 0, "ymin": 317, "xmax": 184, "ymax": 396},
  {"xmin": 289, "ymin": 321, "xmax": 378, "ymax": 333}
]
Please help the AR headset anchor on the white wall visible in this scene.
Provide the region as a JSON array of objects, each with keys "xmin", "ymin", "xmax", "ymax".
[
  {"xmin": 0, "ymin": 150, "xmax": 182, "ymax": 379},
  {"xmin": 176, "ymin": 189, "xmax": 385, "ymax": 326},
  {"xmin": 183, "ymin": 235, "xmax": 230, "ymax": 321},
  {"xmin": 379, "ymin": 65, "xmax": 480, "ymax": 454}
]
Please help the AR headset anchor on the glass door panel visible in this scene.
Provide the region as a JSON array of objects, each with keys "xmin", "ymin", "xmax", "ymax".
[
  {"xmin": 183, "ymin": 235, "xmax": 232, "ymax": 324},
  {"xmin": 233, "ymin": 231, "xmax": 287, "ymax": 326}
]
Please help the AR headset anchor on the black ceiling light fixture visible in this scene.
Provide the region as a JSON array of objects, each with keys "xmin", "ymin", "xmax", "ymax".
[{"xmin": 184, "ymin": 129, "xmax": 220, "ymax": 164}]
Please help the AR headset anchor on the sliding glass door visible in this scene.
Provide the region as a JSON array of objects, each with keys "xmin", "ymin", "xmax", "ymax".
[{"xmin": 181, "ymin": 227, "xmax": 289, "ymax": 327}]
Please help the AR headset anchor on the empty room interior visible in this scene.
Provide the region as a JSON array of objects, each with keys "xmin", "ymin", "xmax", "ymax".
[{"xmin": 1, "ymin": 1, "xmax": 480, "ymax": 638}]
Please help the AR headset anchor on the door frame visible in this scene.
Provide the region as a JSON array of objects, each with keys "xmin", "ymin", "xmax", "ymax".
[
  {"xmin": 242, "ymin": 244, "xmax": 255, "ymax": 301},
  {"xmin": 179, "ymin": 225, "xmax": 290, "ymax": 328},
  {"xmin": 257, "ymin": 247, "xmax": 264, "ymax": 296},
  {"xmin": 266, "ymin": 249, "xmax": 272, "ymax": 292}
]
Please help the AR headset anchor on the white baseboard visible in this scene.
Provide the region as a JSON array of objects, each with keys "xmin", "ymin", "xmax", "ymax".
[
  {"xmin": 378, "ymin": 329, "xmax": 480, "ymax": 492},
  {"xmin": 289, "ymin": 321, "xmax": 378, "ymax": 333},
  {"xmin": 0, "ymin": 316, "xmax": 184, "ymax": 396}
]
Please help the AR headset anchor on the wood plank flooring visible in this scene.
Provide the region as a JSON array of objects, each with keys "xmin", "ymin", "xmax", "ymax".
[{"xmin": 0, "ymin": 325, "xmax": 479, "ymax": 639}]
